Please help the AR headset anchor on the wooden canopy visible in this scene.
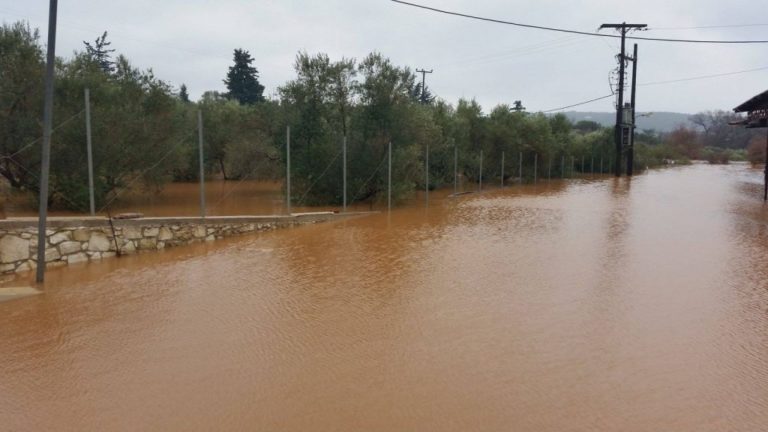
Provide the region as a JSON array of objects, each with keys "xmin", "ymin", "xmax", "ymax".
[
  {"xmin": 732, "ymin": 89, "xmax": 768, "ymax": 128},
  {"xmin": 732, "ymin": 89, "xmax": 768, "ymax": 201}
]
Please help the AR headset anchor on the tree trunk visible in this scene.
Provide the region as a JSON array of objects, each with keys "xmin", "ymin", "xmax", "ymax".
[{"xmin": 219, "ymin": 158, "xmax": 228, "ymax": 181}]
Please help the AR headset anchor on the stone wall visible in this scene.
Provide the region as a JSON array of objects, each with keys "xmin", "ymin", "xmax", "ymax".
[{"xmin": 0, "ymin": 212, "xmax": 367, "ymax": 276}]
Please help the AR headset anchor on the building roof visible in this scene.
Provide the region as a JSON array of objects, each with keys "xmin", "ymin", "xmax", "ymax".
[{"xmin": 734, "ymin": 89, "xmax": 768, "ymax": 113}]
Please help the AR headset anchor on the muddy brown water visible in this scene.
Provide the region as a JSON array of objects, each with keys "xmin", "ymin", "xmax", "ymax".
[
  {"xmin": 2, "ymin": 178, "xmax": 404, "ymax": 217},
  {"xmin": 1, "ymin": 163, "xmax": 767, "ymax": 431}
]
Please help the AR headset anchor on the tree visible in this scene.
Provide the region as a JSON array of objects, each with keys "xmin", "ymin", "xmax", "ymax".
[
  {"xmin": 409, "ymin": 82, "xmax": 435, "ymax": 105},
  {"xmin": 279, "ymin": 52, "xmax": 356, "ymax": 203},
  {"xmin": 664, "ymin": 126, "xmax": 701, "ymax": 159},
  {"xmin": 1, "ymin": 22, "xmax": 188, "ymax": 210},
  {"xmin": 83, "ymin": 31, "xmax": 115, "ymax": 74},
  {"xmin": 690, "ymin": 110, "xmax": 758, "ymax": 149},
  {"xmin": 0, "ymin": 22, "xmax": 44, "ymax": 189},
  {"xmin": 0, "ymin": 24, "xmax": 714, "ymax": 211},
  {"xmin": 179, "ymin": 84, "xmax": 190, "ymax": 103},
  {"xmin": 198, "ymin": 94, "xmax": 248, "ymax": 180},
  {"xmin": 573, "ymin": 120, "xmax": 601, "ymax": 134},
  {"xmin": 224, "ymin": 49, "xmax": 265, "ymax": 104},
  {"xmin": 49, "ymin": 54, "xmax": 187, "ymax": 209},
  {"xmin": 746, "ymin": 136, "xmax": 765, "ymax": 165}
]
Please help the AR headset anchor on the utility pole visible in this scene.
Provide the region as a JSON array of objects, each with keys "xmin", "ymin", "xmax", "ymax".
[
  {"xmin": 627, "ymin": 43, "xmax": 638, "ymax": 176},
  {"xmin": 36, "ymin": 0, "xmax": 58, "ymax": 283},
  {"xmin": 416, "ymin": 68, "xmax": 433, "ymax": 104},
  {"xmin": 600, "ymin": 22, "xmax": 646, "ymax": 177},
  {"xmin": 764, "ymin": 129, "xmax": 768, "ymax": 201}
]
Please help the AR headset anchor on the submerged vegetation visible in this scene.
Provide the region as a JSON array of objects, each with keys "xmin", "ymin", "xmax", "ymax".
[{"xmin": 0, "ymin": 21, "xmax": 760, "ymax": 210}]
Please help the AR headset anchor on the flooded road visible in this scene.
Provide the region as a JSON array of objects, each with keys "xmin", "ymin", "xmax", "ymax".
[{"xmin": 1, "ymin": 163, "xmax": 767, "ymax": 431}]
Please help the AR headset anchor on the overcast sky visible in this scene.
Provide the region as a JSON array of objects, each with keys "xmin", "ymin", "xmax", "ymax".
[{"xmin": 2, "ymin": 0, "xmax": 767, "ymax": 114}]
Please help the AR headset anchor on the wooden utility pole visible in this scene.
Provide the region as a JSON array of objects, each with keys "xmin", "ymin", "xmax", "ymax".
[
  {"xmin": 628, "ymin": 43, "xmax": 638, "ymax": 176},
  {"xmin": 600, "ymin": 23, "xmax": 646, "ymax": 177},
  {"xmin": 416, "ymin": 68, "xmax": 433, "ymax": 104}
]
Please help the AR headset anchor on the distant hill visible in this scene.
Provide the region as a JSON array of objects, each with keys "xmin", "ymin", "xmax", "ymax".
[{"xmin": 560, "ymin": 111, "xmax": 695, "ymax": 133}]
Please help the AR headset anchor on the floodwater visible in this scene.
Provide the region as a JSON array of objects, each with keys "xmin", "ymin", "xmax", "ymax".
[
  {"xmin": 2, "ymin": 178, "xmax": 401, "ymax": 217},
  {"xmin": 1, "ymin": 163, "xmax": 768, "ymax": 431}
]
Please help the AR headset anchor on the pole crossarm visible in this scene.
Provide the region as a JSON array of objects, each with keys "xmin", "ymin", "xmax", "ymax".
[{"xmin": 415, "ymin": 68, "xmax": 433, "ymax": 104}]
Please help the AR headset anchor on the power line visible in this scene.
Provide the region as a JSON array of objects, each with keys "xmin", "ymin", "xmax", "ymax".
[
  {"xmin": 540, "ymin": 94, "xmax": 614, "ymax": 113},
  {"xmin": 437, "ymin": 35, "xmax": 586, "ymax": 68},
  {"xmin": 650, "ymin": 24, "xmax": 768, "ymax": 30},
  {"xmin": 390, "ymin": 0, "xmax": 768, "ymax": 44},
  {"xmin": 638, "ymin": 65, "xmax": 768, "ymax": 86},
  {"xmin": 541, "ymin": 64, "xmax": 768, "ymax": 113}
]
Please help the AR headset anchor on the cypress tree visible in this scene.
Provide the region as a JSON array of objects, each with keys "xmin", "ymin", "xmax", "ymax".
[
  {"xmin": 223, "ymin": 49, "xmax": 265, "ymax": 104},
  {"xmin": 179, "ymin": 84, "xmax": 190, "ymax": 102}
]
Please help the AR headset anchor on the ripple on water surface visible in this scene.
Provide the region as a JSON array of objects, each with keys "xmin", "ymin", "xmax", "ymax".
[{"xmin": 1, "ymin": 164, "xmax": 768, "ymax": 431}]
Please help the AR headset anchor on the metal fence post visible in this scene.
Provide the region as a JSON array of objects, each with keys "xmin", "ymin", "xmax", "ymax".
[
  {"xmin": 343, "ymin": 135, "xmax": 347, "ymax": 212},
  {"xmin": 571, "ymin": 156, "xmax": 575, "ymax": 177},
  {"xmin": 479, "ymin": 149, "xmax": 483, "ymax": 191},
  {"xmin": 388, "ymin": 141, "xmax": 392, "ymax": 211},
  {"xmin": 425, "ymin": 142, "xmax": 429, "ymax": 206},
  {"xmin": 286, "ymin": 125, "xmax": 291, "ymax": 214},
  {"xmin": 548, "ymin": 156, "xmax": 552, "ymax": 180},
  {"xmin": 501, "ymin": 151, "xmax": 505, "ymax": 188},
  {"xmin": 454, "ymin": 144, "xmax": 458, "ymax": 194},
  {"xmin": 534, "ymin": 153, "xmax": 538, "ymax": 184},
  {"xmin": 561, "ymin": 155, "xmax": 565, "ymax": 179},
  {"xmin": 198, "ymin": 110, "xmax": 205, "ymax": 218},
  {"xmin": 85, "ymin": 88, "xmax": 95, "ymax": 216}
]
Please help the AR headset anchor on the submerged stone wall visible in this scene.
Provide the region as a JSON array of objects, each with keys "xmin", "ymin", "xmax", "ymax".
[{"xmin": 0, "ymin": 212, "xmax": 365, "ymax": 276}]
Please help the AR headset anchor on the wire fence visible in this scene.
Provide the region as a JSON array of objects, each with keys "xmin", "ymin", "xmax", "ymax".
[{"xmin": 1, "ymin": 105, "xmax": 621, "ymax": 220}]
